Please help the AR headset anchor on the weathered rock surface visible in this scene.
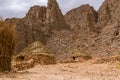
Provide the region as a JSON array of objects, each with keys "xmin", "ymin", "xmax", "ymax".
[
  {"xmin": 65, "ymin": 4, "xmax": 98, "ymax": 32},
  {"xmin": 64, "ymin": 4, "xmax": 99, "ymax": 57},
  {"xmin": 15, "ymin": 6, "xmax": 48, "ymax": 52},
  {"xmin": 98, "ymin": 0, "xmax": 120, "ymax": 28},
  {"xmin": 47, "ymin": 4, "xmax": 98, "ymax": 61},
  {"xmin": 13, "ymin": 0, "xmax": 69, "ymax": 53},
  {"xmin": 5, "ymin": 0, "xmax": 120, "ymax": 60},
  {"xmin": 46, "ymin": 0, "xmax": 69, "ymax": 30},
  {"xmin": 64, "ymin": 0, "xmax": 120, "ymax": 57},
  {"xmin": 95, "ymin": 0, "xmax": 120, "ymax": 56}
]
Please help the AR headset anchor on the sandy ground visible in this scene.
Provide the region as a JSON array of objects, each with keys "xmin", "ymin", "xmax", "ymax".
[{"xmin": 0, "ymin": 61, "xmax": 120, "ymax": 80}]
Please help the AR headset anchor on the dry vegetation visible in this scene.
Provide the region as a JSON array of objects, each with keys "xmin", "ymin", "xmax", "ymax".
[
  {"xmin": 0, "ymin": 21, "xmax": 15, "ymax": 72},
  {"xmin": 60, "ymin": 50, "xmax": 92, "ymax": 63},
  {"xmin": 12, "ymin": 41, "xmax": 56, "ymax": 71}
]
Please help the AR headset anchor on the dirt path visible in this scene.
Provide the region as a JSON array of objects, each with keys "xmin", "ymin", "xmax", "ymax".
[{"xmin": 0, "ymin": 61, "xmax": 120, "ymax": 80}]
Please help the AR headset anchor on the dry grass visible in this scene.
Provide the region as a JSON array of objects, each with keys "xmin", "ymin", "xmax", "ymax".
[
  {"xmin": 0, "ymin": 21, "xmax": 15, "ymax": 72},
  {"xmin": 13, "ymin": 41, "xmax": 56, "ymax": 71},
  {"xmin": 60, "ymin": 51, "xmax": 92, "ymax": 63}
]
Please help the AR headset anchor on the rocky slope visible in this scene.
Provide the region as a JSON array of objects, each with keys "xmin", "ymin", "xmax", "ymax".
[
  {"xmin": 11, "ymin": 0, "xmax": 70, "ymax": 53},
  {"xmin": 65, "ymin": 4, "xmax": 98, "ymax": 32},
  {"xmin": 98, "ymin": 0, "xmax": 120, "ymax": 28},
  {"xmin": 4, "ymin": 0, "xmax": 120, "ymax": 60},
  {"xmin": 95, "ymin": 0, "xmax": 120, "ymax": 56},
  {"xmin": 47, "ymin": 4, "xmax": 98, "ymax": 60},
  {"xmin": 64, "ymin": 4, "xmax": 99, "ymax": 57},
  {"xmin": 64, "ymin": 0, "xmax": 120, "ymax": 57}
]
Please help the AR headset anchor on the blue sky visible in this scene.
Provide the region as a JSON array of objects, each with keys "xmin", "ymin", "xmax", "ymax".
[{"xmin": 0, "ymin": 0, "xmax": 105, "ymax": 19}]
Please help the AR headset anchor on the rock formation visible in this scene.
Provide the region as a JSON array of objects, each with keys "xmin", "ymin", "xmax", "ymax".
[
  {"xmin": 98, "ymin": 0, "xmax": 120, "ymax": 28},
  {"xmin": 13, "ymin": 0, "xmax": 69, "ymax": 53},
  {"xmin": 15, "ymin": 6, "xmax": 47, "ymax": 52},
  {"xmin": 95, "ymin": 0, "xmax": 120, "ymax": 56},
  {"xmin": 46, "ymin": 0, "xmax": 69, "ymax": 30},
  {"xmin": 65, "ymin": 4, "xmax": 98, "ymax": 32},
  {"xmin": 64, "ymin": 0, "xmax": 120, "ymax": 57},
  {"xmin": 64, "ymin": 4, "xmax": 99, "ymax": 57},
  {"xmin": 5, "ymin": 0, "xmax": 120, "ymax": 60}
]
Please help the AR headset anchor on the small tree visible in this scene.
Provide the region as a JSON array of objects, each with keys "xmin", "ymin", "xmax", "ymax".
[{"xmin": 0, "ymin": 21, "xmax": 15, "ymax": 72}]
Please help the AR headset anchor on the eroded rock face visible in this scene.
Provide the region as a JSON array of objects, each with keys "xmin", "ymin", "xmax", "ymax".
[
  {"xmin": 46, "ymin": 4, "xmax": 98, "ymax": 60},
  {"xmin": 98, "ymin": 0, "xmax": 120, "ymax": 28},
  {"xmin": 64, "ymin": 4, "xmax": 99, "ymax": 57},
  {"xmin": 15, "ymin": 6, "xmax": 47, "ymax": 53},
  {"xmin": 65, "ymin": 4, "xmax": 98, "ymax": 32},
  {"xmin": 95, "ymin": 0, "xmax": 120, "ymax": 56},
  {"xmin": 14, "ymin": 0, "xmax": 69, "ymax": 53},
  {"xmin": 46, "ymin": 0, "xmax": 69, "ymax": 30},
  {"xmin": 64, "ymin": 0, "xmax": 120, "ymax": 57},
  {"xmin": 5, "ymin": 0, "xmax": 120, "ymax": 59}
]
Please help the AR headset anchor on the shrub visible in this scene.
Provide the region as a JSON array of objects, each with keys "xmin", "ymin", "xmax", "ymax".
[
  {"xmin": 71, "ymin": 50, "xmax": 92, "ymax": 60},
  {"xmin": 0, "ymin": 21, "xmax": 15, "ymax": 72},
  {"xmin": 117, "ymin": 51, "xmax": 120, "ymax": 55}
]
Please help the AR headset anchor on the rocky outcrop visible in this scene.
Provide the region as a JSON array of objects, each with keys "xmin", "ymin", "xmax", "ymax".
[
  {"xmin": 13, "ymin": 0, "xmax": 69, "ymax": 53},
  {"xmin": 64, "ymin": 4, "xmax": 99, "ymax": 57},
  {"xmin": 65, "ymin": 4, "xmax": 98, "ymax": 32},
  {"xmin": 5, "ymin": 0, "xmax": 120, "ymax": 60},
  {"xmin": 15, "ymin": 6, "xmax": 48, "ymax": 52},
  {"xmin": 98, "ymin": 0, "xmax": 120, "ymax": 28},
  {"xmin": 6, "ymin": 18, "xmax": 20, "ymax": 25},
  {"xmin": 95, "ymin": 0, "xmax": 120, "ymax": 56},
  {"xmin": 46, "ymin": 0, "xmax": 69, "ymax": 30},
  {"xmin": 64, "ymin": 0, "xmax": 120, "ymax": 57},
  {"xmin": 44, "ymin": 4, "xmax": 99, "ymax": 61}
]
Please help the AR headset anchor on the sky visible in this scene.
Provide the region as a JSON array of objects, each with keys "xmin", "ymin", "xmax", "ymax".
[{"xmin": 0, "ymin": 0, "xmax": 105, "ymax": 19}]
